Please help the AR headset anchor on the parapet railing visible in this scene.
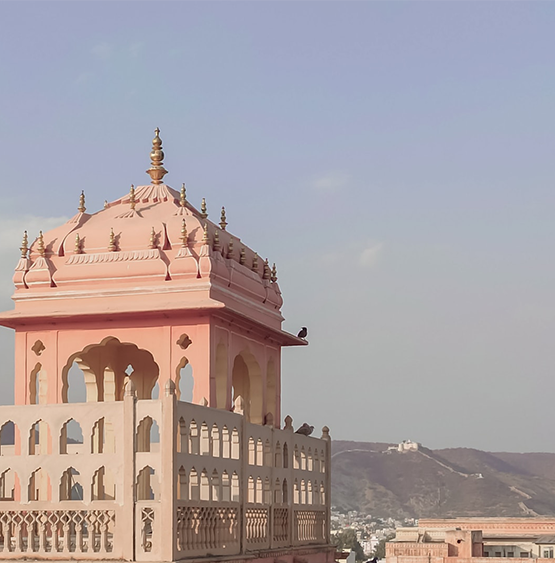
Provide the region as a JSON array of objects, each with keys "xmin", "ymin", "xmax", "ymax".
[{"xmin": 0, "ymin": 385, "xmax": 331, "ymax": 561}]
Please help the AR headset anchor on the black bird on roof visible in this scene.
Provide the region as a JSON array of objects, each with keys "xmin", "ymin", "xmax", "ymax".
[
  {"xmin": 297, "ymin": 327, "xmax": 308, "ymax": 339},
  {"xmin": 295, "ymin": 423, "xmax": 314, "ymax": 436}
]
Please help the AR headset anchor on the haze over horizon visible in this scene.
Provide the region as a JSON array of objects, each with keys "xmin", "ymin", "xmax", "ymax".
[{"xmin": 1, "ymin": 2, "xmax": 555, "ymax": 454}]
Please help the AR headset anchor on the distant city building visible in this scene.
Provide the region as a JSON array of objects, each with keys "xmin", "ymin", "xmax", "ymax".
[{"xmin": 387, "ymin": 518, "xmax": 555, "ymax": 562}]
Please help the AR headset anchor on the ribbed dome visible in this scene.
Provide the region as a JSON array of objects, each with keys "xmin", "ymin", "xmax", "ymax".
[{"xmin": 9, "ymin": 131, "xmax": 283, "ymax": 328}]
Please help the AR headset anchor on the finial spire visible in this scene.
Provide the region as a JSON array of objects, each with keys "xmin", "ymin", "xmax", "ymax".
[
  {"xmin": 200, "ymin": 198, "xmax": 208, "ymax": 219},
  {"xmin": 146, "ymin": 128, "xmax": 168, "ymax": 185},
  {"xmin": 129, "ymin": 185, "xmax": 136, "ymax": 210},
  {"xmin": 239, "ymin": 247, "xmax": 246, "ymax": 265},
  {"xmin": 37, "ymin": 231, "xmax": 45, "ymax": 257},
  {"xmin": 108, "ymin": 228, "xmax": 116, "ymax": 252},
  {"xmin": 227, "ymin": 238, "xmax": 234, "ymax": 259},
  {"xmin": 180, "ymin": 219, "xmax": 188, "ymax": 247},
  {"xmin": 180, "ymin": 183, "xmax": 187, "ymax": 207},
  {"xmin": 75, "ymin": 233, "xmax": 82, "ymax": 254},
  {"xmin": 263, "ymin": 258, "xmax": 271, "ymax": 280},
  {"xmin": 252, "ymin": 254, "xmax": 259, "ymax": 272},
  {"xmin": 271, "ymin": 263, "xmax": 278, "ymax": 282},
  {"xmin": 220, "ymin": 207, "xmax": 227, "ymax": 230},
  {"xmin": 213, "ymin": 229, "xmax": 221, "ymax": 251},
  {"xmin": 203, "ymin": 222, "xmax": 209, "ymax": 243},
  {"xmin": 20, "ymin": 231, "xmax": 28, "ymax": 258},
  {"xmin": 78, "ymin": 191, "xmax": 86, "ymax": 213}
]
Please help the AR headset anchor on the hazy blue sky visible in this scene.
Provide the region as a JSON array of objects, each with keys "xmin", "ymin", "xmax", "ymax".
[{"xmin": 1, "ymin": 2, "xmax": 555, "ymax": 452}]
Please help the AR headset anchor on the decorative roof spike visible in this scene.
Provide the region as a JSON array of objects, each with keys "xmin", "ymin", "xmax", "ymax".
[
  {"xmin": 220, "ymin": 207, "xmax": 228, "ymax": 230},
  {"xmin": 129, "ymin": 184, "xmax": 136, "ymax": 210},
  {"xmin": 200, "ymin": 197, "xmax": 208, "ymax": 219},
  {"xmin": 108, "ymin": 227, "xmax": 116, "ymax": 252},
  {"xmin": 149, "ymin": 227, "xmax": 157, "ymax": 249},
  {"xmin": 37, "ymin": 231, "xmax": 45, "ymax": 257},
  {"xmin": 271, "ymin": 263, "xmax": 278, "ymax": 283},
  {"xmin": 180, "ymin": 219, "xmax": 188, "ymax": 247},
  {"xmin": 239, "ymin": 247, "xmax": 246, "ymax": 265},
  {"xmin": 180, "ymin": 183, "xmax": 187, "ymax": 207},
  {"xmin": 213, "ymin": 229, "xmax": 221, "ymax": 251},
  {"xmin": 227, "ymin": 238, "xmax": 234, "ymax": 259},
  {"xmin": 104, "ymin": 200, "xmax": 109, "ymax": 209},
  {"xmin": 146, "ymin": 127, "xmax": 168, "ymax": 185},
  {"xmin": 20, "ymin": 231, "xmax": 28, "ymax": 259},
  {"xmin": 78, "ymin": 190, "xmax": 86, "ymax": 213},
  {"xmin": 74, "ymin": 233, "xmax": 82, "ymax": 254},
  {"xmin": 202, "ymin": 222, "xmax": 209, "ymax": 243},
  {"xmin": 263, "ymin": 258, "xmax": 271, "ymax": 280},
  {"xmin": 252, "ymin": 253, "xmax": 259, "ymax": 272}
]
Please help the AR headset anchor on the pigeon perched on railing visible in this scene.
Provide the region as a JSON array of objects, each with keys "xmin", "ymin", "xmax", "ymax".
[
  {"xmin": 295, "ymin": 423, "xmax": 314, "ymax": 436},
  {"xmin": 297, "ymin": 327, "xmax": 308, "ymax": 339}
]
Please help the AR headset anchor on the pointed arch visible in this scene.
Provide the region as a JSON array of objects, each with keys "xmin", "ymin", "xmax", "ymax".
[
  {"xmin": 177, "ymin": 466, "xmax": 188, "ymax": 500},
  {"xmin": 137, "ymin": 466, "xmax": 157, "ymax": 500},
  {"xmin": 29, "ymin": 419, "xmax": 51, "ymax": 455},
  {"xmin": 0, "ymin": 421, "xmax": 20, "ymax": 456},
  {"xmin": 136, "ymin": 416, "xmax": 160, "ymax": 453},
  {"xmin": 92, "ymin": 466, "xmax": 115, "ymax": 500},
  {"xmin": 60, "ymin": 418, "xmax": 83, "ymax": 454},
  {"xmin": 91, "ymin": 417, "xmax": 115, "ymax": 454},
  {"xmin": 60, "ymin": 467, "xmax": 83, "ymax": 500},
  {"xmin": 29, "ymin": 467, "xmax": 50, "ymax": 501},
  {"xmin": 175, "ymin": 357, "xmax": 194, "ymax": 402},
  {"xmin": 231, "ymin": 350, "xmax": 263, "ymax": 424},
  {"xmin": 29, "ymin": 362, "xmax": 47, "ymax": 405}
]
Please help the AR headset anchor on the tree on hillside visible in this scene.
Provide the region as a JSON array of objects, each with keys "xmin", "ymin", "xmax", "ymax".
[
  {"xmin": 372, "ymin": 534, "xmax": 395, "ymax": 560},
  {"xmin": 334, "ymin": 529, "xmax": 366, "ymax": 562}
]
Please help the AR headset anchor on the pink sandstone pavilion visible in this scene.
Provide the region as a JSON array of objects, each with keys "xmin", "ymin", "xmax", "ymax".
[{"xmin": 0, "ymin": 129, "xmax": 334, "ymax": 563}]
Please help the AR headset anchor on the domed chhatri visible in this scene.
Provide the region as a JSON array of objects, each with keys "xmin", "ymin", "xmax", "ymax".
[
  {"xmin": 3, "ymin": 129, "xmax": 289, "ymax": 334},
  {"xmin": 0, "ymin": 130, "xmax": 332, "ymax": 563}
]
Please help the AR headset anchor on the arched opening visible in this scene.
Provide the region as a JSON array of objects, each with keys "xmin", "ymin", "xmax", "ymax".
[
  {"xmin": 231, "ymin": 472, "xmax": 239, "ymax": 502},
  {"xmin": 0, "ymin": 421, "xmax": 19, "ymax": 456},
  {"xmin": 178, "ymin": 467, "xmax": 187, "ymax": 500},
  {"xmin": 200, "ymin": 470, "xmax": 209, "ymax": 501},
  {"xmin": 136, "ymin": 417, "xmax": 160, "ymax": 453},
  {"xmin": 67, "ymin": 362, "xmax": 86, "ymax": 403},
  {"xmin": 92, "ymin": 466, "xmax": 115, "ymax": 500},
  {"xmin": 60, "ymin": 418, "xmax": 84, "ymax": 454},
  {"xmin": 283, "ymin": 442, "xmax": 289, "ymax": 468},
  {"xmin": 136, "ymin": 466, "xmax": 157, "ymax": 500},
  {"xmin": 60, "ymin": 467, "xmax": 83, "ymax": 500},
  {"xmin": 211, "ymin": 469, "xmax": 220, "ymax": 501},
  {"xmin": 176, "ymin": 358, "xmax": 194, "ymax": 402},
  {"xmin": 282, "ymin": 479, "xmax": 288, "ymax": 503},
  {"xmin": 222, "ymin": 471, "xmax": 231, "ymax": 501},
  {"xmin": 274, "ymin": 478, "xmax": 282, "ymax": 504},
  {"xmin": 266, "ymin": 357, "xmax": 277, "ymax": 423},
  {"xmin": 29, "ymin": 363, "xmax": 48, "ymax": 405},
  {"xmin": 177, "ymin": 418, "xmax": 187, "ymax": 453},
  {"xmin": 189, "ymin": 468, "xmax": 199, "ymax": 501},
  {"xmin": 29, "ymin": 420, "xmax": 51, "ymax": 455},
  {"xmin": 231, "ymin": 351, "xmax": 263, "ymax": 424},
  {"xmin": 215, "ymin": 342, "xmax": 228, "ymax": 409},
  {"xmin": 29, "ymin": 468, "xmax": 50, "ymax": 501},
  {"xmin": 0, "ymin": 468, "xmax": 19, "ymax": 500},
  {"xmin": 151, "ymin": 382, "xmax": 160, "ymax": 400},
  {"xmin": 61, "ymin": 337, "xmax": 160, "ymax": 403},
  {"xmin": 91, "ymin": 417, "xmax": 115, "ymax": 454}
]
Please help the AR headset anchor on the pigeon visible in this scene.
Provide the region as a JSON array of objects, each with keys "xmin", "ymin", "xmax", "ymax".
[
  {"xmin": 295, "ymin": 423, "xmax": 314, "ymax": 436},
  {"xmin": 297, "ymin": 327, "xmax": 308, "ymax": 339}
]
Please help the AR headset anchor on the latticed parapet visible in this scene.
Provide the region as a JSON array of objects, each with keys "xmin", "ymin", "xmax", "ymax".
[{"xmin": 0, "ymin": 388, "xmax": 332, "ymax": 562}]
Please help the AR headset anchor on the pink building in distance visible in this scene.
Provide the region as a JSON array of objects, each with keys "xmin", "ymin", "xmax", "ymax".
[{"xmin": 0, "ymin": 130, "xmax": 334, "ymax": 563}]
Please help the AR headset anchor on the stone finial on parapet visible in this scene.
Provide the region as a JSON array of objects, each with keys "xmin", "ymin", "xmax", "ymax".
[
  {"xmin": 234, "ymin": 395, "xmax": 245, "ymax": 415},
  {"xmin": 264, "ymin": 412, "xmax": 274, "ymax": 426},
  {"xmin": 284, "ymin": 415, "xmax": 293, "ymax": 431},
  {"xmin": 199, "ymin": 397, "xmax": 208, "ymax": 407},
  {"xmin": 78, "ymin": 190, "xmax": 86, "ymax": 214},
  {"xmin": 220, "ymin": 206, "xmax": 227, "ymax": 230},
  {"xmin": 165, "ymin": 379, "xmax": 176, "ymax": 397},
  {"xmin": 74, "ymin": 233, "xmax": 82, "ymax": 254},
  {"xmin": 180, "ymin": 183, "xmax": 187, "ymax": 207},
  {"xmin": 321, "ymin": 426, "xmax": 331, "ymax": 441},
  {"xmin": 20, "ymin": 231, "xmax": 28, "ymax": 259},
  {"xmin": 124, "ymin": 378, "xmax": 136, "ymax": 397},
  {"xmin": 37, "ymin": 231, "xmax": 45, "ymax": 257},
  {"xmin": 200, "ymin": 197, "xmax": 208, "ymax": 219},
  {"xmin": 146, "ymin": 128, "xmax": 168, "ymax": 185}
]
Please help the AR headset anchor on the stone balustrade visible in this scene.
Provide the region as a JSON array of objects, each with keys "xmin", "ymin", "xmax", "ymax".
[{"xmin": 0, "ymin": 388, "xmax": 330, "ymax": 561}]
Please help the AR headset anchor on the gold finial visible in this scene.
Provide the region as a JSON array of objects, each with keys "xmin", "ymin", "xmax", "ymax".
[
  {"xmin": 20, "ymin": 231, "xmax": 28, "ymax": 259},
  {"xmin": 180, "ymin": 219, "xmax": 188, "ymax": 247},
  {"xmin": 220, "ymin": 207, "xmax": 227, "ymax": 230},
  {"xmin": 263, "ymin": 258, "xmax": 271, "ymax": 280},
  {"xmin": 108, "ymin": 228, "xmax": 116, "ymax": 252},
  {"xmin": 213, "ymin": 229, "xmax": 221, "ymax": 251},
  {"xmin": 203, "ymin": 223, "xmax": 209, "ymax": 243},
  {"xmin": 239, "ymin": 247, "xmax": 246, "ymax": 265},
  {"xmin": 78, "ymin": 191, "xmax": 86, "ymax": 213},
  {"xmin": 74, "ymin": 233, "xmax": 82, "ymax": 254},
  {"xmin": 104, "ymin": 200, "xmax": 109, "ymax": 209},
  {"xmin": 149, "ymin": 227, "xmax": 157, "ymax": 249},
  {"xmin": 37, "ymin": 231, "xmax": 45, "ymax": 257},
  {"xmin": 200, "ymin": 198, "xmax": 208, "ymax": 219},
  {"xmin": 227, "ymin": 239, "xmax": 234, "ymax": 259},
  {"xmin": 146, "ymin": 128, "xmax": 168, "ymax": 185},
  {"xmin": 271, "ymin": 263, "xmax": 278, "ymax": 283},
  {"xmin": 180, "ymin": 183, "xmax": 187, "ymax": 207},
  {"xmin": 129, "ymin": 185, "xmax": 136, "ymax": 210},
  {"xmin": 252, "ymin": 254, "xmax": 259, "ymax": 272}
]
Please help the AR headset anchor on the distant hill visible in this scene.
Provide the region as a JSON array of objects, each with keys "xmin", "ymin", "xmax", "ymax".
[{"xmin": 331, "ymin": 440, "xmax": 555, "ymax": 519}]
